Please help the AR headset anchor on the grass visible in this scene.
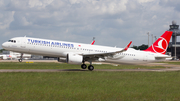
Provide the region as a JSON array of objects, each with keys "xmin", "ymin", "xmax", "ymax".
[
  {"xmin": 0, "ymin": 72, "xmax": 180, "ymax": 101},
  {"xmin": 0, "ymin": 62, "xmax": 179, "ymax": 100},
  {"xmin": 0, "ymin": 62, "xmax": 167, "ymax": 69}
]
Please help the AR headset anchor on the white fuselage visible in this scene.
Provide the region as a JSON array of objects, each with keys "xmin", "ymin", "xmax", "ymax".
[{"xmin": 2, "ymin": 37, "xmax": 168, "ymax": 64}]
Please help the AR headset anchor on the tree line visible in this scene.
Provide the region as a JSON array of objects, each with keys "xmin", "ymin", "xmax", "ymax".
[
  {"xmin": 131, "ymin": 44, "xmax": 148, "ymax": 50},
  {"xmin": 0, "ymin": 49, "xmax": 5, "ymax": 53}
]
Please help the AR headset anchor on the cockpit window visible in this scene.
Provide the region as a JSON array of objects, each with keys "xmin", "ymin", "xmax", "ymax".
[{"xmin": 8, "ymin": 40, "xmax": 16, "ymax": 43}]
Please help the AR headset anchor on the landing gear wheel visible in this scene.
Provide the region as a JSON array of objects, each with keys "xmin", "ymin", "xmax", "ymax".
[
  {"xmin": 18, "ymin": 59, "xmax": 22, "ymax": 62},
  {"xmin": 88, "ymin": 65, "xmax": 94, "ymax": 71},
  {"xmin": 81, "ymin": 64, "xmax": 87, "ymax": 69}
]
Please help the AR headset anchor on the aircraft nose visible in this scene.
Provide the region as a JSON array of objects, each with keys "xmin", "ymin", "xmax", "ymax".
[{"xmin": 2, "ymin": 42, "xmax": 8, "ymax": 49}]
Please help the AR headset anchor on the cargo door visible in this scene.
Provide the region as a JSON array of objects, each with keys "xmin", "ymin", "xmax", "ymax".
[{"xmin": 143, "ymin": 53, "xmax": 148, "ymax": 61}]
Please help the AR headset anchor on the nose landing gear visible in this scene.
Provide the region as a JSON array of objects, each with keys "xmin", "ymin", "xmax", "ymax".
[{"xmin": 18, "ymin": 53, "xmax": 23, "ymax": 62}]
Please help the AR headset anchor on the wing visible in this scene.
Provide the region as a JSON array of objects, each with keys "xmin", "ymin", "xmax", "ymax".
[{"xmin": 80, "ymin": 41, "xmax": 132, "ymax": 60}]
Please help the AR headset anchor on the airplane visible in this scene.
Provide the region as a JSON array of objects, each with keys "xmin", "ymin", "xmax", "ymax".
[
  {"xmin": 0, "ymin": 54, "xmax": 17, "ymax": 60},
  {"xmin": 0, "ymin": 51, "xmax": 31, "ymax": 60},
  {"xmin": 91, "ymin": 37, "xmax": 95, "ymax": 45},
  {"xmin": 1, "ymin": 31, "xmax": 173, "ymax": 71}
]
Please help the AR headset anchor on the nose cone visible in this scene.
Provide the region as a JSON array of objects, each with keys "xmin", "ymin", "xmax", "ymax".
[{"xmin": 2, "ymin": 42, "xmax": 8, "ymax": 49}]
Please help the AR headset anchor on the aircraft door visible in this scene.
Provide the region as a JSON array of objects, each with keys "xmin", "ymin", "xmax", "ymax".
[
  {"xmin": 21, "ymin": 37, "xmax": 26, "ymax": 48},
  {"xmin": 143, "ymin": 53, "xmax": 148, "ymax": 61}
]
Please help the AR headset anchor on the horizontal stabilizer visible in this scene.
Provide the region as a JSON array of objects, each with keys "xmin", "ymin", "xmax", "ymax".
[{"xmin": 155, "ymin": 55, "xmax": 172, "ymax": 60}]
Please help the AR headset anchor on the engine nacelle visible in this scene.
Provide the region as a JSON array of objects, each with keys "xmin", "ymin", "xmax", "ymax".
[{"xmin": 67, "ymin": 53, "xmax": 83, "ymax": 64}]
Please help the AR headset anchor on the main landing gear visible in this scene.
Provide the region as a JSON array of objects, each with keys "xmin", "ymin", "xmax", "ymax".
[
  {"xmin": 81, "ymin": 64, "xmax": 94, "ymax": 71},
  {"xmin": 81, "ymin": 61, "xmax": 94, "ymax": 71},
  {"xmin": 88, "ymin": 65, "xmax": 94, "ymax": 71},
  {"xmin": 81, "ymin": 64, "xmax": 87, "ymax": 69}
]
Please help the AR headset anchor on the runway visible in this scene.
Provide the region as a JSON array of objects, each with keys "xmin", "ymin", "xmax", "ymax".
[
  {"xmin": 0, "ymin": 66, "xmax": 180, "ymax": 72},
  {"xmin": 0, "ymin": 60, "xmax": 180, "ymax": 72}
]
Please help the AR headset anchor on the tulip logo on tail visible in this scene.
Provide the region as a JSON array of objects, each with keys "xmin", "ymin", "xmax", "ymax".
[
  {"xmin": 144, "ymin": 31, "xmax": 173, "ymax": 54},
  {"xmin": 152, "ymin": 37, "xmax": 168, "ymax": 54}
]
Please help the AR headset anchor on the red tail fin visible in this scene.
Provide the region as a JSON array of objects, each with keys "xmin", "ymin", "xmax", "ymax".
[{"xmin": 144, "ymin": 31, "xmax": 173, "ymax": 54}]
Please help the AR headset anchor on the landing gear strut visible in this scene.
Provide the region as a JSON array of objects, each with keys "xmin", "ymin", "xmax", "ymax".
[
  {"xmin": 88, "ymin": 61, "xmax": 94, "ymax": 71},
  {"xmin": 81, "ymin": 60, "xmax": 87, "ymax": 69}
]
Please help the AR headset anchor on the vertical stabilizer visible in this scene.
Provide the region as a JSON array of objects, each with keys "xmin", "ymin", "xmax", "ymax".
[{"xmin": 144, "ymin": 31, "xmax": 173, "ymax": 54}]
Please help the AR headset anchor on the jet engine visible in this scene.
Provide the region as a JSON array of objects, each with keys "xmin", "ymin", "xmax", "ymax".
[{"xmin": 66, "ymin": 53, "xmax": 83, "ymax": 64}]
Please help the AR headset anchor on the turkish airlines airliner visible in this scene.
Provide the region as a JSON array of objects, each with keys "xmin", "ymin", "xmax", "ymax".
[{"xmin": 2, "ymin": 31, "xmax": 173, "ymax": 71}]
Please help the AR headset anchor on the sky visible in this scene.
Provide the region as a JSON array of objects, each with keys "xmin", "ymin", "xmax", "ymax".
[{"xmin": 0, "ymin": 0, "xmax": 180, "ymax": 49}]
